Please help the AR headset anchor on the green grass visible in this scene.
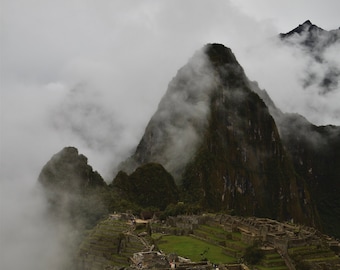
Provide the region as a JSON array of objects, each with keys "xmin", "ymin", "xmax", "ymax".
[
  {"xmin": 200, "ymin": 224, "xmax": 226, "ymax": 234},
  {"xmin": 194, "ymin": 225, "xmax": 248, "ymax": 251},
  {"xmin": 265, "ymin": 254, "xmax": 281, "ymax": 259},
  {"xmin": 231, "ymin": 232, "xmax": 242, "ymax": 240},
  {"xmin": 156, "ymin": 235, "xmax": 237, "ymax": 264},
  {"xmin": 306, "ymin": 256, "xmax": 340, "ymax": 262},
  {"xmin": 151, "ymin": 233, "xmax": 164, "ymax": 240}
]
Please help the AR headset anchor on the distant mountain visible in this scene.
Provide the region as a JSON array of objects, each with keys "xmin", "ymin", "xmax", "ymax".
[
  {"xmin": 279, "ymin": 20, "xmax": 339, "ymax": 48},
  {"xmin": 279, "ymin": 20, "xmax": 340, "ymax": 93}
]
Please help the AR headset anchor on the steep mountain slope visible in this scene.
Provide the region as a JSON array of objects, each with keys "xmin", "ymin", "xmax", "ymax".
[{"xmin": 118, "ymin": 43, "xmax": 319, "ymax": 227}]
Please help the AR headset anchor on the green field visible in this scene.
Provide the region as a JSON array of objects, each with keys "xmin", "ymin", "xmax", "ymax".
[{"xmin": 155, "ymin": 235, "xmax": 237, "ymax": 264}]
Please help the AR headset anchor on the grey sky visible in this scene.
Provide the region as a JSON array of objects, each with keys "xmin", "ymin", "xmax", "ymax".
[{"xmin": 229, "ymin": 0, "xmax": 339, "ymax": 31}]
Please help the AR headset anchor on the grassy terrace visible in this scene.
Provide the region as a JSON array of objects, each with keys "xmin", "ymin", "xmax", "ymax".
[
  {"xmin": 255, "ymin": 251, "xmax": 288, "ymax": 270},
  {"xmin": 152, "ymin": 223, "xmax": 250, "ymax": 264},
  {"xmin": 155, "ymin": 235, "xmax": 237, "ymax": 264},
  {"xmin": 288, "ymin": 245, "xmax": 340, "ymax": 268}
]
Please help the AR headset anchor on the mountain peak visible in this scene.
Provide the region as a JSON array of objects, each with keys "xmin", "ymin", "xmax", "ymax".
[
  {"xmin": 279, "ymin": 21, "xmax": 340, "ymax": 93},
  {"xmin": 204, "ymin": 43, "xmax": 239, "ymax": 66},
  {"xmin": 303, "ymin": 20, "xmax": 312, "ymax": 26},
  {"xmin": 38, "ymin": 146, "xmax": 106, "ymax": 191},
  {"xmin": 280, "ymin": 20, "xmax": 324, "ymax": 38}
]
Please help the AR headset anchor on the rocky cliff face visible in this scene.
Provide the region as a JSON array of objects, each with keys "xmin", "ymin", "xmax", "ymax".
[
  {"xmin": 119, "ymin": 44, "xmax": 319, "ymax": 227},
  {"xmin": 181, "ymin": 44, "xmax": 318, "ymax": 225}
]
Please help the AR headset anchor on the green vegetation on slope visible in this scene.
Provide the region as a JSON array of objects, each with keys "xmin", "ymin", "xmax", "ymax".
[{"xmin": 112, "ymin": 163, "xmax": 179, "ymax": 210}]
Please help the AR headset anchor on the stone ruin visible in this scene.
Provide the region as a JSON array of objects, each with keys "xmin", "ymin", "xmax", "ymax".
[{"xmin": 148, "ymin": 213, "xmax": 340, "ymax": 269}]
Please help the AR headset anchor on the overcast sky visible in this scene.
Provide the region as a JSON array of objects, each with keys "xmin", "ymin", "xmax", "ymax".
[{"xmin": 0, "ymin": 1, "xmax": 339, "ymax": 268}]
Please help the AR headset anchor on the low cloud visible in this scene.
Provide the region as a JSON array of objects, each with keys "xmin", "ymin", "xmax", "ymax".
[
  {"xmin": 237, "ymin": 33, "xmax": 340, "ymax": 126},
  {"xmin": 0, "ymin": 172, "xmax": 76, "ymax": 269},
  {"xmin": 125, "ymin": 49, "xmax": 217, "ymax": 180}
]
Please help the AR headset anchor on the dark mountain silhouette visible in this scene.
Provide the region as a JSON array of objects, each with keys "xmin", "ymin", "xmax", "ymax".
[{"xmin": 280, "ymin": 20, "xmax": 325, "ymax": 46}]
